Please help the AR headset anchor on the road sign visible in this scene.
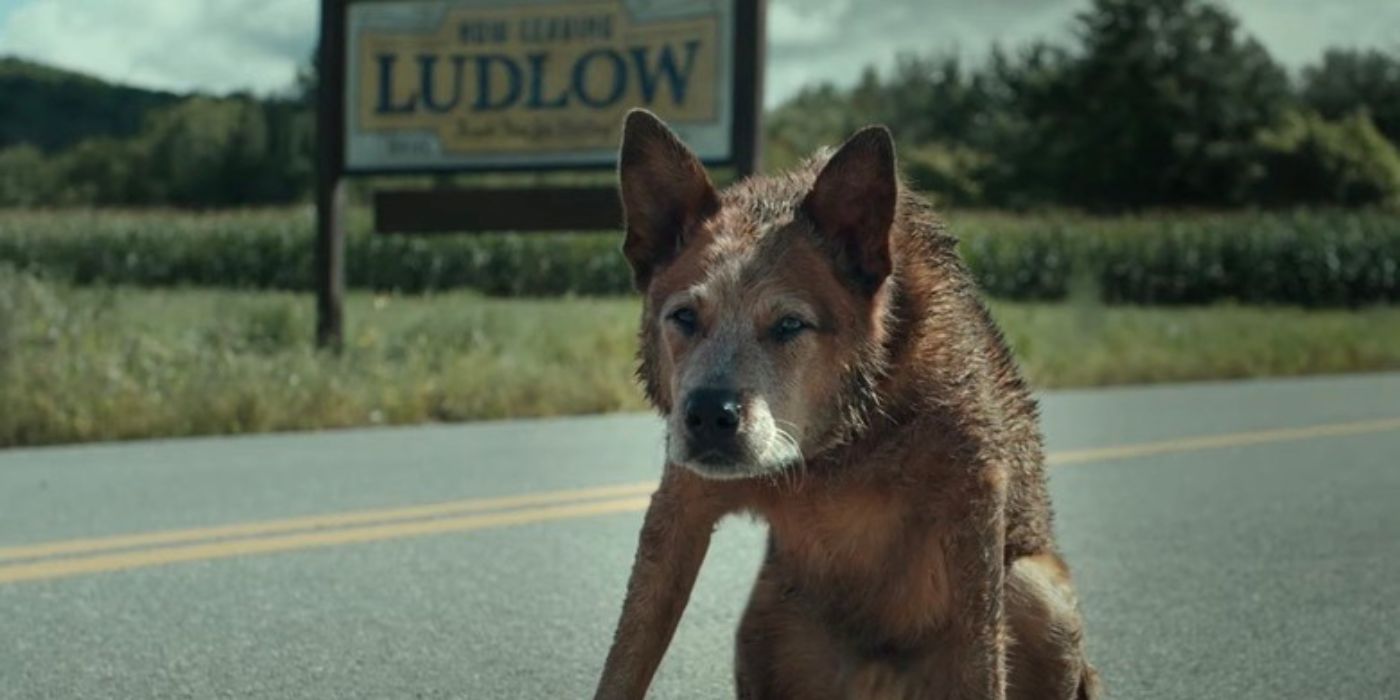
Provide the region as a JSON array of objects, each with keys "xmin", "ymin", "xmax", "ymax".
[
  {"xmin": 314, "ymin": 0, "xmax": 764, "ymax": 348},
  {"xmin": 343, "ymin": 0, "xmax": 760, "ymax": 173}
]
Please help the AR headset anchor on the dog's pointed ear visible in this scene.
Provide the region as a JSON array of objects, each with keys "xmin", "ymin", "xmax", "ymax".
[
  {"xmin": 803, "ymin": 126, "xmax": 898, "ymax": 292},
  {"xmin": 618, "ymin": 109, "xmax": 719, "ymax": 289}
]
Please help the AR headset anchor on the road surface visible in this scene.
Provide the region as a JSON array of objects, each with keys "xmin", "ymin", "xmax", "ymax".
[{"xmin": 2, "ymin": 373, "xmax": 1398, "ymax": 699}]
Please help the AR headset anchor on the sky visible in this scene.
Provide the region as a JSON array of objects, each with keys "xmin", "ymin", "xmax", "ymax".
[{"xmin": 0, "ymin": 0, "xmax": 1397, "ymax": 106}]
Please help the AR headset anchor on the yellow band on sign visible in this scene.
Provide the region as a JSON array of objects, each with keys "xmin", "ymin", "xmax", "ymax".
[{"xmin": 345, "ymin": 0, "xmax": 738, "ymax": 170}]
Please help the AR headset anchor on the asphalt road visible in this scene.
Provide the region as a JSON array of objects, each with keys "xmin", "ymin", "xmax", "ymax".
[{"xmin": 2, "ymin": 373, "xmax": 1398, "ymax": 699}]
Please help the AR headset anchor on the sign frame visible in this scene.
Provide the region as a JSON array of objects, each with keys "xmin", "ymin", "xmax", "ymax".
[
  {"xmin": 333, "ymin": 0, "xmax": 763, "ymax": 176},
  {"xmin": 314, "ymin": 0, "xmax": 765, "ymax": 348}
]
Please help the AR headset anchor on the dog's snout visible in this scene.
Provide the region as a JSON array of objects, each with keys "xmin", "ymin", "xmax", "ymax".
[{"xmin": 684, "ymin": 388, "xmax": 745, "ymax": 444}]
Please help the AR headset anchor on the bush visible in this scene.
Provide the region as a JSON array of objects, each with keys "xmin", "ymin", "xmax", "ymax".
[
  {"xmin": 762, "ymin": 0, "xmax": 1297, "ymax": 210},
  {"xmin": 957, "ymin": 210, "xmax": 1400, "ymax": 306},
  {"xmin": 0, "ymin": 208, "xmax": 633, "ymax": 296},
  {"xmin": 2, "ymin": 208, "xmax": 1398, "ymax": 307},
  {"xmin": 1252, "ymin": 110, "xmax": 1400, "ymax": 207},
  {"xmin": 0, "ymin": 145, "xmax": 56, "ymax": 207},
  {"xmin": 1123, "ymin": 214, "xmax": 1394, "ymax": 306},
  {"xmin": 1301, "ymin": 48, "xmax": 1400, "ymax": 146},
  {"xmin": 0, "ymin": 95, "xmax": 312, "ymax": 208},
  {"xmin": 901, "ymin": 143, "xmax": 991, "ymax": 206}
]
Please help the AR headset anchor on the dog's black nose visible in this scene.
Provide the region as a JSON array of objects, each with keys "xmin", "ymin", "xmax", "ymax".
[{"xmin": 684, "ymin": 388, "xmax": 744, "ymax": 445}]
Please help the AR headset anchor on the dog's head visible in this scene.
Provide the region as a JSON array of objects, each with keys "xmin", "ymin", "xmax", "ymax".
[{"xmin": 619, "ymin": 110, "xmax": 898, "ymax": 480}]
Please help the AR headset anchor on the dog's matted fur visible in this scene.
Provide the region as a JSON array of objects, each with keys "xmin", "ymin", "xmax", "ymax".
[{"xmin": 595, "ymin": 110, "xmax": 1098, "ymax": 700}]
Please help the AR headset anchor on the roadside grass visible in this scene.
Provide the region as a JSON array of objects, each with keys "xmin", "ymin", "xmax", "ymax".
[
  {"xmin": 0, "ymin": 275, "xmax": 645, "ymax": 447},
  {"xmin": 3, "ymin": 271, "xmax": 1399, "ymax": 447},
  {"xmin": 996, "ymin": 302, "xmax": 1400, "ymax": 386}
]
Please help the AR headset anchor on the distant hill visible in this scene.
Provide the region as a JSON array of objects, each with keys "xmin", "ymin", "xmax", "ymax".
[{"xmin": 0, "ymin": 56, "xmax": 183, "ymax": 153}]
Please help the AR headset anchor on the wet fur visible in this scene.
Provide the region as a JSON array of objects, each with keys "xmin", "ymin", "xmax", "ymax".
[{"xmin": 598, "ymin": 121, "xmax": 1097, "ymax": 700}]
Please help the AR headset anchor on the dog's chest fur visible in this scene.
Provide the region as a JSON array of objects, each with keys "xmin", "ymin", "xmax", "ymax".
[{"xmin": 751, "ymin": 475, "xmax": 956, "ymax": 648}]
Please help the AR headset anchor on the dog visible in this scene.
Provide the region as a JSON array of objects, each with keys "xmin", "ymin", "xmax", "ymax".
[{"xmin": 595, "ymin": 110, "xmax": 1098, "ymax": 700}]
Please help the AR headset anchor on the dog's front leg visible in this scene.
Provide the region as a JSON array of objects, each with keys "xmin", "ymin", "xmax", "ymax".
[
  {"xmin": 595, "ymin": 465, "xmax": 730, "ymax": 700},
  {"xmin": 930, "ymin": 468, "xmax": 1009, "ymax": 700}
]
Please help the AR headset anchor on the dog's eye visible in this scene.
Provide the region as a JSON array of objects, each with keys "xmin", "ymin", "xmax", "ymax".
[
  {"xmin": 772, "ymin": 315, "xmax": 811, "ymax": 342},
  {"xmin": 668, "ymin": 307, "xmax": 698, "ymax": 335}
]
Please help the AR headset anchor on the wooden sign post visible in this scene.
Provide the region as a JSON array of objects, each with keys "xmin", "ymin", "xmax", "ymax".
[
  {"xmin": 315, "ymin": 0, "xmax": 764, "ymax": 349},
  {"xmin": 316, "ymin": 0, "xmax": 348, "ymax": 349}
]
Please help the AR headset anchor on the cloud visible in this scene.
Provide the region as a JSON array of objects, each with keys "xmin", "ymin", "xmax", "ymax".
[
  {"xmin": 0, "ymin": 0, "xmax": 1397, "ymax": 105},
  {"xmin": 764, "ymin": 0, "xmax": 1078, "ymax": 106},
  {"xmin": 763, "ymin": 0, "xmax": 1400, "ymax": 106},
  {"xmin": 1220, "ymin": 0, "xmax": 1400, "ymax": 65},
  {"xmin": 0, "ymin": 0, "xmax": 314, "ymax": 95}
]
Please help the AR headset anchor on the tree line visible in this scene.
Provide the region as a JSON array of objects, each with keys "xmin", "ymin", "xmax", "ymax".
[
  {"xmin": 768, "ymin": 0, "xmax": 1400, "ymax": 209},
  {"xmin": 0, "ymin": 96, "xmax": 313, "ymax": 207},
  {"xmin": 0, "ymin": 56, "xmax": 315, "ymax": 208},
  {"xmin": 2, "ymin": 0, "xmax": 1399, "ymax": 210}
]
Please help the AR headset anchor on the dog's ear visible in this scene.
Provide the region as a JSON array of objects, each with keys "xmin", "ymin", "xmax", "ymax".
[
  {"xmin": 618, "ymin": 109, "xmax": 719, "ymax": 289},
  {"xmin": 803, "ymin": 126, "xmax": 897, "ymax": 292}
]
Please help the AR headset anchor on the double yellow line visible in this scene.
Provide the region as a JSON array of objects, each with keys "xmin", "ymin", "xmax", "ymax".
[
  {"xmin": 3, "ymin": 416, "xmax": 1399, "ymax": 585},
  {"xmin": 0, "ymin": 482, "xmax": 655, "ymax": 585}
]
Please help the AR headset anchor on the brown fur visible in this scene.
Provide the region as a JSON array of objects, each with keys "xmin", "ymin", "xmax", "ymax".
[{"xmin": 597, "ymin": 112, "xmax": 1096, "ymax": 700}]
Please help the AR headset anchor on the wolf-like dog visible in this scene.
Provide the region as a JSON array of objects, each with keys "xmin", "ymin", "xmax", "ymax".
[{"xmin": 595, "ymin": 110, "xmax": 1098, "ymax": 700}]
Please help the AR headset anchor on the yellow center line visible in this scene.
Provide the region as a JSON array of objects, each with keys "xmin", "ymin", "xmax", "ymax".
[
  {"xmin": 0, "ymin": 481, "xmax": 657, "ymax": 562},
  {"xmin": 2, "ymin": 415, "xmax": 1397, "ymax": 585},
  {"xmin": 0, "ymin": 496, "xmax": 652, "ymax": 585},
  {"xmin": 1048, "ymin": 416, "xmax": 1400, "ymax": 465}
]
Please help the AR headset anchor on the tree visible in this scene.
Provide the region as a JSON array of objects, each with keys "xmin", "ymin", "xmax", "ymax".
[
  {"xmin": 878, "ymin": 53, "xmax": 999, "ymax": 148},
  {"xmin": 1301, "ymin": 48, "xmax": 1400, "ymax": 146},
  {"xmin": 0, "ymin": 57, "xmax": 179, "ymax": 153},
  {"xmin": 759, "ymin": 0, "xmax": 1303, "ymax": 210},
  {"xmin": 1041, "ymin": 0, "xmax": 1291, "ymax": 208},
  {"xmin": 763, "ymin": 84, "xmax": 868, "ymax": 171},
  {"xmin": 142, "ymin": 97, "xmax": 248, "ymax": 205},
  {"xmin": 971, "ymin": 42, "xmax": 1077, "ymax": 208},
  {"xmin": 0, "ymin": 145, "xmax": 55, "ymax": 206},
  {"xmin": 55, "ymin": 137, "xmax": 150, "ymax": 204},
  {"xmin": 1253, "ymin": 109, "xmax": 1400, "ymax": 207},
  {"xmin": 0, "ymin": 59, "xmax": 313, "ymax": 207},
  {"xmin": 293, "ymin": 45, "xmax": 320, "ymax": 107},
  {"xmin": 141, "ymin": 97, "xmax": 312, "ymax": 206}
]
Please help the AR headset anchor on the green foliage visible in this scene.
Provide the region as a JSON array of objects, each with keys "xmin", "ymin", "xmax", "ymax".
[
  {"xmin": 1049, "ymin": 0, "xmax": 1290, "ymax": 207},
  {"xmin": 1301, "ymin": 48, "xmax": 1400, "ymax": 145},
  {"xmin": 901, "ymin": 143, "xmax": 992, "ymax": 207},
  {"xmin": 0, "ymin": 145, "xmax": 57, "ymax": 207},
  {"xmin": 877, "ymin": 54, "xmax": 995, "ymax": 147},
  {"xmin": 0, "ymin": 209, "xmax": 632, "ymax": 295},
  {"xmin": 3, "ymin": 209, "xmax": 1398, "ymax": 308},
  {"xmin": 995, "ymin": 302, "xmax": 1400, "ymax": 388},
  {"xmin": 954, "ymin": 209, "xmax": 1400, "ymax": 306},
  {"xmin": 51, "ymin": 137, "xmax": 150, "ymax": 204},
  {"xmin": 965, "ymin": 43, "xmax": 1076, "ymax": 209},
  {"xmin": 0, "ymin": 94, "xmax": 312, "ymax": 207},
  {"xmin": 0, "ymin": 271, "xmax": 646, "ymax": 447},
  {"xmin": 763, "ymin": 84, "xmax": 865, "ymax": 172},
  {"xmin": 762, "ymin": 0, "xmax": 1400, "ymax": 211},
  {"xmin": 5, "ymin": 4, "xmax": 1400, "ymax": 211},
  {"xmin": 0, "ymin": 56, "xmax": 180, "ymax": 153},
  {"xmin": 1079, "ymin": 210, "xmax": 1400, "ymax": 306},
  {"xmin": 4, "ymin": 270, "xmax": 1400, "ymax": 447},
  {"xmin": 1253, "ymin": 110, "xmax": 1400, "ymax": 207},
  {"xmin": 139, "ymin": 97, "xmax": 313, "ymax": 206}
]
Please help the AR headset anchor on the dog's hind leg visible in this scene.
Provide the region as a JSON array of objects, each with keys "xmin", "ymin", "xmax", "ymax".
[{"xmin": 1005, "ymin": 553, "xmax": 1099, "ymax": 700}]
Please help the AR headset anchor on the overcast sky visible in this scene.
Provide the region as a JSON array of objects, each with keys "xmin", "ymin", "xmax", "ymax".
[{"xmin": 1, "ymin": 0, "xmax": 1397, "ymax": 106}]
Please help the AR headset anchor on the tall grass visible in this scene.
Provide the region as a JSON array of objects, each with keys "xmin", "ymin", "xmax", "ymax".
[
  {"xmin": 3, "ymin": 269, "xmax": 1399, "ymax": 447},
  {"xmin": 0, "ymin": 270, "xmax": 644, "ymax": 447}
]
